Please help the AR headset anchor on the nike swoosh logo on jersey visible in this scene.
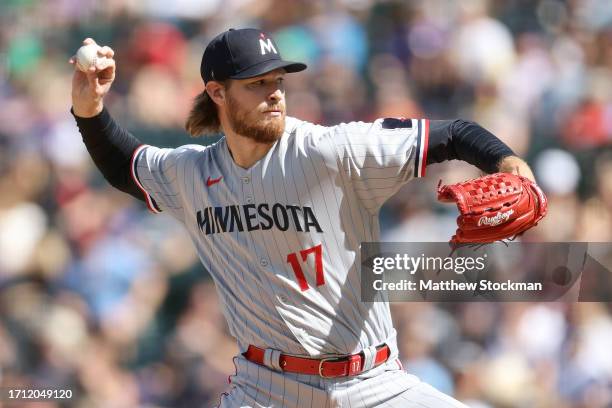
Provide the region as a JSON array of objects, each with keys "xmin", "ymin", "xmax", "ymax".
[{"xmin": 206, "ymin": 176, "xmax": 223, "ymax": 187}]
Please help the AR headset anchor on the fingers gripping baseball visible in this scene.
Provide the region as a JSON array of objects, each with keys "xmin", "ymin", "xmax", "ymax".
[{"xmin": 70, "ymin": 38, "xmax": 116, "ymax": 118}]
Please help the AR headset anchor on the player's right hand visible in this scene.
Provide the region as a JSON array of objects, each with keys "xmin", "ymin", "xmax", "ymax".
[{"xmin": 70, "ymin": 38, "xmax": 116, "ymax": 118}]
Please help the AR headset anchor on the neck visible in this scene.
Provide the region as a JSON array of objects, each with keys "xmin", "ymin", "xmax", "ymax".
[{"xmin": 223, "ymin": 127, "xmax": 276, "ymax": 169}]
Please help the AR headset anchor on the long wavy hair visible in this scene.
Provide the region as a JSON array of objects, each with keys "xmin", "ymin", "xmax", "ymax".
[{"xmin": 184, "ymin": 81, "xmax": 229, "ymax": 137}]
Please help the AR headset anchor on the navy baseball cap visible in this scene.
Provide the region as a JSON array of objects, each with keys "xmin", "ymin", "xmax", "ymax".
[{"xmin": 200, "ymin": 28, "xmax": 307, "ymax": 83}]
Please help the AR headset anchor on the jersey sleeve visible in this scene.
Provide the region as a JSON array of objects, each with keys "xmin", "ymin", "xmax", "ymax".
[
  {"xmin": 130, "ymin": 145, "xmax": 192, "ymax": 221},
  {"xmin": 324, "ymin": 118, "xmax": 429, "ymax": 212}
]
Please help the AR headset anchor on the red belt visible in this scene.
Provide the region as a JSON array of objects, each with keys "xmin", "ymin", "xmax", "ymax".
[{"xmin": 243, "ymin": 344, "xmax": 390, "ymax": 378}]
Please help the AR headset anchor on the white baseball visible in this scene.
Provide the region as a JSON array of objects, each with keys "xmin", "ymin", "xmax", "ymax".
[{"xmin": 75, "ymin": 44, "xmax": 103, "ymax": 72}]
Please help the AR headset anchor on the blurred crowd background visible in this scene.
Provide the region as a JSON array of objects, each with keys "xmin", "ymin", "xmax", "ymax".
[{"xmin": 1, "ymin": 0, "xmax": 612, "ymax": 407}]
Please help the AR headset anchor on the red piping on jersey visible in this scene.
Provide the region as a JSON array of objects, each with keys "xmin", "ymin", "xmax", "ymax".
[
  {"xmin": 215, "ymin": 357, "xmax": 238, "ymax": 407},
  {"xmin": 214, "ymin": 392, "xmax": 229, "ymax": 408},
  {"xmin": 229, "ymin": 356, "xmax": 237, "ymax": 384},
  {"xmin": 130, "ymin": 144, "xmax": 161, "ymax": 214},
  {"xmin": 420, "ymin": 119, "xmax": 429, "ymax": 177}
]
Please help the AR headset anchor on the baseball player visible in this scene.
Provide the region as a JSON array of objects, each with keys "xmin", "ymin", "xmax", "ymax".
[{"xmin": 70, "ymin": 29, "xmax": 537, "ymax": 407}]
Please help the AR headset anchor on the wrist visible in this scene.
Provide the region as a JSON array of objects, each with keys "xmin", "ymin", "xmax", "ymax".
[
  {"xmin": 498, "ymin": 156, "xmax": 535, "ymax": 182},
  {"xmin": 72, "ymin": 102, "xmax": 103, "ymax": 118},
  {"xmin": 71, "ymin": 106, "xmax": 111, "ymax": 133}
]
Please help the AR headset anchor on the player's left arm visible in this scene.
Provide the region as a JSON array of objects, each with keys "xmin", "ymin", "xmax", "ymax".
[{"xmin": 427, "ymin": 119, "xmax": 534, "ymax": 180}]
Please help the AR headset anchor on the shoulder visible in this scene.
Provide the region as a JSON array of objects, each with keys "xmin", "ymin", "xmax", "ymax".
[
  {"xmin": 285, "ymin": 116, "xmax": 330, "ymax": 139},
  {"xmin": 176, "ymin": 143, "xmax": 215, "ymax": 160},
  {"xmin": 137, "ymin": 142, "xmax": 214, "ymax": 167},
  {"xmin": 282, "ymin": 117, "xmax": 380, "ymax": 150},
  {"xmin": 140, "ymin": 143, "xmax": 210, "ymax": 155},
  {"xmin": 285, "ymin": 116, "xmax": 423, "ymax": 142},
  {"xmin": 174, "ymin": 143, "xmax": 213, "ymax": 155}
]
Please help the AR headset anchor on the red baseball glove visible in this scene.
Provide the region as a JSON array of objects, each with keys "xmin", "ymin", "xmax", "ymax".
[{"xmin": 437, "ymin": 173, "xmax": 548, "ymax": 244}]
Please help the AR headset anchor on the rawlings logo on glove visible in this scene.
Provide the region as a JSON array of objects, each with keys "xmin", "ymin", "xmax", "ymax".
[
  {"xmin": 477, "ymin": 209, "xmax": 514, "ymax": 226},
  {"xmin": 438, "ymin": 173, "xmax": 548, "ymax": 244}
]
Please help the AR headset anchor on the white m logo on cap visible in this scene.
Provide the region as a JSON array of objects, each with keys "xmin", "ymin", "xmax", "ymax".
[{"xmin": 259, "ymin": 38, "xmax": 278, "ymax": 55}]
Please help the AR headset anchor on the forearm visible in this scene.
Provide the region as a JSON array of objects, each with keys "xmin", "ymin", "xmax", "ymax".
[
  {"xmin": 72, "ymin": 107, "xmax": 144, "ymax": 201},
  {"xmin": 426, "ymin": 120, "xmax": 515, "ymax": 174}
]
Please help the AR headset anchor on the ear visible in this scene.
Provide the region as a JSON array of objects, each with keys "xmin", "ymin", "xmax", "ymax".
[{"xmin": 205, "ymin": 81, "xmax": 226, "ymax": 106}]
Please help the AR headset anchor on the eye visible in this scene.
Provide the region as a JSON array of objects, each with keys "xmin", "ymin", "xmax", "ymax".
[
  {"xmin": 249, "ymin": 80, "xmax": 265, "ymax": 87},
  {"xmin": 277, "ymin": 77, "xmax": 284, "ymax": 84}
]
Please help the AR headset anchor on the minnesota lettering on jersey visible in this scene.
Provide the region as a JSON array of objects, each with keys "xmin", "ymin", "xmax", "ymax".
[{"xmin": 196, "ymin": 203, "xmax": 323, "ymax": 235}]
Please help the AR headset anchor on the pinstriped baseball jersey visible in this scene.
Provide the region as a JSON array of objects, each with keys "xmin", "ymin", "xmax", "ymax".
[{"xmin": 131, "ymin": 116, "xmax": 429, "ymax": 358}]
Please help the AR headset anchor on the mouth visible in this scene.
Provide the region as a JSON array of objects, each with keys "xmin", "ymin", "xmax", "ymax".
[{"xmin": 262, "ymin": 109, "xmax": 283, "ymax": 117}]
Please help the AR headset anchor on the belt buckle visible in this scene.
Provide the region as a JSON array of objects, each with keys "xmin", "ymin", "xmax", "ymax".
[
  {"xmin": 318, "ymin": 354, "xmax": 362, "ymax": 378},
  {"xmin": 318, "ymin": 357, "xmax": 338, "ymax": 378}
]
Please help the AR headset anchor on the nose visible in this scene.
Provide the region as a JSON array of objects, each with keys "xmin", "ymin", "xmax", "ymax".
[{"xmin": 268, "ymin": 86, "xmax": 283, "ymax": 102}]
